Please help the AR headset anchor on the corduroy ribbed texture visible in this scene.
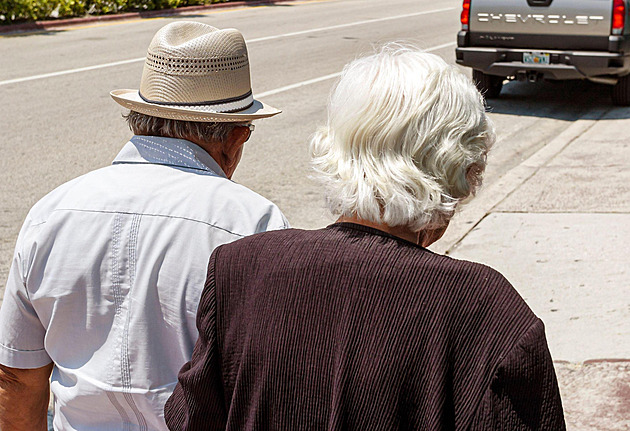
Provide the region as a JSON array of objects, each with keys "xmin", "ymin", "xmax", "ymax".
[{"xmin": 165, "ymin": 223, "xmax": 565, "ymax": 430}]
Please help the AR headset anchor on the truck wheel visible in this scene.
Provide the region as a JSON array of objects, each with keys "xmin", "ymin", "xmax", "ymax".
[
  {"xmin": 472, "ymin": 70, "xmax": 503, "ymax": 99},
  {"xmin": 612, "ymin": 75, "xmax": 630, "ymax": 106}
]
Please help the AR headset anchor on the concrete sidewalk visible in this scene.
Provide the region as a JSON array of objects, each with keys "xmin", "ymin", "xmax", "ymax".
[{"xmin": 431, "ymin": 107, "xmax": 630, "ymax": 430}]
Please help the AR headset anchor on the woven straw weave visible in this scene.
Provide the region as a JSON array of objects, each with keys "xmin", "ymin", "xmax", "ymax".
[{"xmin": 139, "ymin": 22, "xmax": 252, "ymax": 107}]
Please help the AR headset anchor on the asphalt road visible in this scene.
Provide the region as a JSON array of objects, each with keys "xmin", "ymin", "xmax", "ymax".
[
  {"xmin": 0, "ymin": 0, "xmax": 613, "ymax": 283},
  {"xmin": 1, "ymin": 0, "xmax": 626, "ymax": 428}
]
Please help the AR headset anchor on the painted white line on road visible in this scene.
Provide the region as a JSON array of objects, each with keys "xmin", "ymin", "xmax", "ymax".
[
  {"xmin": 424, "ymin": 41, "xmax": 458, "ymax": 52},
  {"xmin": 0, "ymin": 57, "xmax": 146, "ymax": 86},
  {"xmin": 0, "ymin": 7, "xmax": 456, "ymax": 87},
  {"xmin": 247, "ymin": 7, "xmax": 456, "ymax": 43},
  {"xmin": 256, "ymin": 41, "xmax": 457, "ymax": 98},
  {"xmin": 257, "ymin": 72, "xmax": 342, "ymax": 98}
]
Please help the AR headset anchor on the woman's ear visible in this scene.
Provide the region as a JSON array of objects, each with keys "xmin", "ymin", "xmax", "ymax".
[{"xmin": 418, "ymin": 223, "xmax": 449, "ymax": 248}]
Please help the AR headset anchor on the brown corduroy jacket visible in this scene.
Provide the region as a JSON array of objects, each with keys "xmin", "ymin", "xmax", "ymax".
[{"xmin": 165, "ymin": 223, "xmax": 566, "ymax": 430}]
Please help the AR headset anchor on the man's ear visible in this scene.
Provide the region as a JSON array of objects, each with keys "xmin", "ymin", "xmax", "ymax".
[
  {"xmin": 225, "ymin": 126, "xmax": 248, "ymax": 160},
  {"xmin": 220, "ymin": 126, "xmax": 248, "ymax": 178}
]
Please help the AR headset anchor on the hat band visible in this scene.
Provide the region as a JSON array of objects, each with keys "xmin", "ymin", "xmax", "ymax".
[{"xmin": 139, "ymin": 89, "xmax": 252, "ymax": 108}]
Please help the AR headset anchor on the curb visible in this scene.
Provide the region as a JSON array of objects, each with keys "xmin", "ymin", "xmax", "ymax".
[
  {"xmin": 430, "ymin": 106, "xmax": 610, "ymax": 255},
  {"xmin": 0, "ymin": 0, "xmax": 292, "ymax": 34},
  {"xmin": 554, "ymin": 359, "xmax": 630, "ymax": 365},
  {"xmin": 583, "ymin": 358, "xmax": 630, "ymax": 365}
]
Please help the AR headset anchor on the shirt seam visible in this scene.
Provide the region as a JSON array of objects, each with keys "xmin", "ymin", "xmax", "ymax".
[
  {"xmin": 0, "ymin": 340, "xmax": 46, "ymax": 353},
  {"xmin": 465, "ymin": 318, "xmax": 542, "ymax": 430},
  {"xmin": 50, "ymin": 208, "xmax": 247, "ymax": 238},
  {"xmin": 209, "ymin": 248, "xmax": 226, "ymax": 401}
]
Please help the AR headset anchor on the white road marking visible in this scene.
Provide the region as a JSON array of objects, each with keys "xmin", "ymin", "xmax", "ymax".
[
  {"xmin": 256, "ymin": 41, "xmax": 457, "ymax": 98},
  {"xmin": 246, "ymin": 7, "xmax": 456, "ymax": 43},
  {"xmin": 422, "ymin": 41, "xmax": 458, "ymax": 52},
  {"xmin": 0, "ymin": 7, "xmax": 456, "ymax": 87},
  {"xmin": 256, "ymin": 72, "xmax": 343, "ymax": 98},
  {"xmin": 0, "ymin": 57, "xmax": 145, "ymax": 86}
]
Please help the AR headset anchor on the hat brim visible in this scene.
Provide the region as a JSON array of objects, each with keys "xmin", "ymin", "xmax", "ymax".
[{"xmin": 110, "ymin": 89, "xmax": 281, "ymax": 122}]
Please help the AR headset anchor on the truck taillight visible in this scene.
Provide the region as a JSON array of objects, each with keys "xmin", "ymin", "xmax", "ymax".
[
  {"xmin": 461, "ymin": 0, "xmax": 471, "ymax": 30},
  {"xmin": 613, "ymin": 0, "xmax": 625, "ymax": 35}
]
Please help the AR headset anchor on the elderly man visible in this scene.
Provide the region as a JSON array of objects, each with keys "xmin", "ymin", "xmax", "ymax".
[{"xmin": 0, "ymin": 21, "xmax": 287, "ymax": 431}]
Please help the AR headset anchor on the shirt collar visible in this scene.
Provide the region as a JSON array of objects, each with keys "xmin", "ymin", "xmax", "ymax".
[{"xmin": 112, "ymin": 135, "xmax": 227, "ymax": 178}]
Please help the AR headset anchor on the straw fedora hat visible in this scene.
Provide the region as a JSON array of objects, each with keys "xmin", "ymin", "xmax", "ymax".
[{"xmin": 111, "ymin": 21, "xmax": 280, "ymax": 122}]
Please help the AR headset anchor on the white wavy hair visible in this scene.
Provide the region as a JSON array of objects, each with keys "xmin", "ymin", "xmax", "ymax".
[{"xmin": 309, "ymin": 44, "xmax": 496, "ymax": 231}]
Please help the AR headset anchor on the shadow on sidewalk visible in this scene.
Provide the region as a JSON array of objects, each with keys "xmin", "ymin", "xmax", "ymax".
[{"xmin": 486, "ymin": 79, "xmax": 630, "ymax": 121}]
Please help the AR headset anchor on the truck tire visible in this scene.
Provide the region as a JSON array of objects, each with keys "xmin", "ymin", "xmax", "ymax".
[
  {"xmin": 472, "ymin": 70, "xmax": 503, "ymax": 99},
  {"xmin": 612, "ymin": 75, "xmax": 630, "ymax": 106}
]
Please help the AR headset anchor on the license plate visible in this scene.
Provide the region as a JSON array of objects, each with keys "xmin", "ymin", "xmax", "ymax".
[{"xmin": 523, "ymin": 52, "xmax": 550, "ymax": 65}]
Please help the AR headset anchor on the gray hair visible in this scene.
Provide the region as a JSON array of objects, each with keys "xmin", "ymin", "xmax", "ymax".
[
  {"xmin": 309, "ymin": 44, "xmax": 496, "ymax": 232},
  {"xmin": 124, "ymin": 111, "xmax": 237, "ymax": 145}
]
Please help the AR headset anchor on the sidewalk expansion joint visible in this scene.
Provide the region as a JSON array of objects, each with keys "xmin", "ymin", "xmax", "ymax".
[{"xmin": 433, "ymin": 106, "xmax": 611, "ymax": 256}]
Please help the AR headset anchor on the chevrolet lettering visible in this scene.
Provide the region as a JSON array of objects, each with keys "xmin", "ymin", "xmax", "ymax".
[
  {"xmin": 457, "ymin": 0, "xmax": 630, "ymax": 105},
  {"xmin": 478, "ymin": 35, "xmax": 516, "ymax": 41},
  {"xmin": 476, "ymin": 13, "xmax": 605, "ymax": 25}
]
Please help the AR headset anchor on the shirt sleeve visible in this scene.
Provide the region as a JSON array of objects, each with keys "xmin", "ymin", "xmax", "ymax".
[
  {"xmin": 257, "ymin": 206, "xmax": 291, "ymax": 232},
  {"xmin": 0, "ymin": 219, "xmax": 52, "ymax": 369},
  {"xmin": 164, "ymin": 249, "xmax": 227, "ymax": 430},
  {"xmin": 468, "ymin": 319, "xmax": 566, "ymax": 430}
]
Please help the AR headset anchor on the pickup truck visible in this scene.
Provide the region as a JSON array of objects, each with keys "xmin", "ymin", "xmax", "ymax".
[{"xmin": 456, "ymin": 0, "xmax": 630, "ymax": 105}]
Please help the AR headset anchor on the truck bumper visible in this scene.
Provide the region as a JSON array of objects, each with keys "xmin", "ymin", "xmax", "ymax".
[{"xmin": 456, "ymin": 46, "xmax": 630, "ymax": 80}]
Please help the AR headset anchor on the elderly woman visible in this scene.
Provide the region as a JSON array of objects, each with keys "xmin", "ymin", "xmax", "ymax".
[{"xmin": 165, "ymin": 46, "xmax": 565, "ymax": 430}]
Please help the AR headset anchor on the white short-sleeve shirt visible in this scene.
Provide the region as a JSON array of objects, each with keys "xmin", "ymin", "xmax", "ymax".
[{"xmin": 0, "ymin": 136, "xmax": 289, "ymax": 431}]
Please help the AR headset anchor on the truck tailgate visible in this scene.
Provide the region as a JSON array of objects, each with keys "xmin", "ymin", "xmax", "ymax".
[{"xmin": 469, "ymin": 0, "xmax": 613, "ymax": 37}]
